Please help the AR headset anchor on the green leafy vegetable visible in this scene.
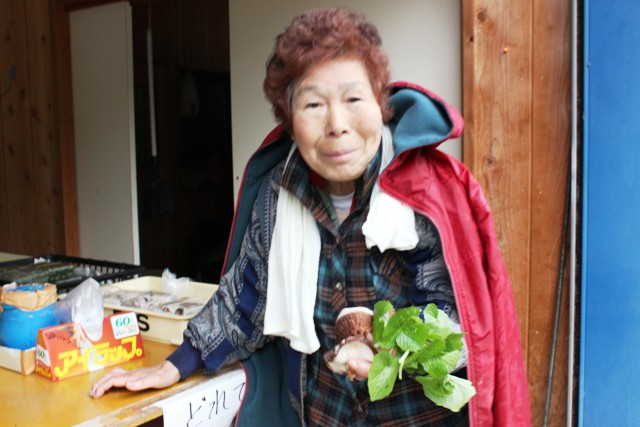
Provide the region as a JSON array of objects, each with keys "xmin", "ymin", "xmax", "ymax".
[
  {"xmin": 367, "ymin": 351, "xmax": 399, "ymax": 401},
  {"xmin": 367, "ymin": 301, "xmax": 476, "ymax": 412}
]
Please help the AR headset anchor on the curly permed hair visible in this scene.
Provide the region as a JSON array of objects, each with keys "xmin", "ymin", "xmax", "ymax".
[{"xmin": 263, "ymin": 8, "xmax": 393, "ymax": 134}]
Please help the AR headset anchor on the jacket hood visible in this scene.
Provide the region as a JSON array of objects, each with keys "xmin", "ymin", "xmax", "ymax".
[{"xmin": 387, "ymin": 82, "xmax": 464, "ymax": 156}]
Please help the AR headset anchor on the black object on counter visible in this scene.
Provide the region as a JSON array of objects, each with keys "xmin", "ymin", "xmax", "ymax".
[{"xmin": 0, "ymin": 255, "xmax": 144, "ymax": 294}]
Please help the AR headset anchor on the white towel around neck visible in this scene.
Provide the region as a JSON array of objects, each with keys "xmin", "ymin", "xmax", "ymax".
[{"xmin": 263, "ymin": 126, "xmax": 418, "ymax": 354}]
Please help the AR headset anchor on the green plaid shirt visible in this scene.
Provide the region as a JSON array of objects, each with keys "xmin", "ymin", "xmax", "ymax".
[{"xmin": 280, "ymin": 148, "xmax": 468, "ymax": 427}]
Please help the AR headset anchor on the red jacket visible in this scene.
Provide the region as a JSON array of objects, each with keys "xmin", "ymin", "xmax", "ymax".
[{"xmin": 379, "ymin": 82, "xmax": 531, "ymax": 426}]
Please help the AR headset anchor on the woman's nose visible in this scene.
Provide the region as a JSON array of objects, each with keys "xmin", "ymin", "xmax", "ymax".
[{"xmin": 326, "ymin": 105, "xmax": 349, "ymax": 137}]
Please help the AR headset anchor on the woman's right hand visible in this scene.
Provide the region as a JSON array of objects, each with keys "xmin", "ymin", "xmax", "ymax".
[{"xmin": 89, "ymin": 360, "xmax": 180, "ymax": 398}]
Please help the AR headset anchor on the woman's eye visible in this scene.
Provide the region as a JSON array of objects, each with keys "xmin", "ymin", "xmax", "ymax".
[
  {"xmin": 347, "ymin": 97, "xmax": 362, "ymax": 103},
  {"xmin": 305, "ymin": 102, "xmax": 321, "ymax": 109}
]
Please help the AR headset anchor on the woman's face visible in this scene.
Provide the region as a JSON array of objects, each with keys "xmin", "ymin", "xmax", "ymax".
[{"xmin": 291, "ymin": 59, "xmax": 383, "ymax": 196}]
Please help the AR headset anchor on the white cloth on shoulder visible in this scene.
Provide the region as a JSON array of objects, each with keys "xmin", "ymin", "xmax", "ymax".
[
  {"xmin": 264, "ymin": 146, "xmax": 321, "ymax": 353},
  {"xmin": 362, "ymin": 126, "xmax": 419, "ymax": 252},
  {"xmin": 263, "ymin": 126, "xmax": 418, "ymax": 354}
]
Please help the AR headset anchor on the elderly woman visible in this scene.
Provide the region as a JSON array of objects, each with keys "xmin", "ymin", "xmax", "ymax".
[{"xmin": 91, "ymin": 8, "xmax": 530, "ymax": 426}]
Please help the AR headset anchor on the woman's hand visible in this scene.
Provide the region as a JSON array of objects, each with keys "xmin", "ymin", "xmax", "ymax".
[
  {"xmin": 346, "ymin": 358, "xmax": 372, "ymax": 381},
  {"xmin": 347, "ymin": 331, "xmax": 374, "ymax": 381},
  {"xmin": 89, "ymin": 360, "xmax": 180, "ymax": 398}
]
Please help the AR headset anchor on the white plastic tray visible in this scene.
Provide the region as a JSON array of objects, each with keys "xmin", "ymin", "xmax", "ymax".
[{"xmin": 101, "ymin": 276, "xmax": 218, "ymax": 345}]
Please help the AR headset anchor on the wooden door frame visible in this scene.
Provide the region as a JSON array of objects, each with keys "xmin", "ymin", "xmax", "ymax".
[{"xmin": 461, "ymin": 1, "xmax": 573, "ymax": 425}]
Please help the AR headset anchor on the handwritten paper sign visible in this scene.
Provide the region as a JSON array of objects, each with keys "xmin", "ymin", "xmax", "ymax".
[{"xmin": 158, "ymin": 368, "xmax": 245, "ymax": 427}]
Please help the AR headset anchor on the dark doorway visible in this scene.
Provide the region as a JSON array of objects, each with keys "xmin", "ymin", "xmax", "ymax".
[{"xmin": 131, "ymin": 1, "xmax": 233, "ymax": 283}]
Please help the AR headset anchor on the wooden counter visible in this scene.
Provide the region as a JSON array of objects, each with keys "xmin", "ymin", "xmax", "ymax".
[{"xmin": 0, "ymin": 340, "xmax": 235, "ymax": 427}]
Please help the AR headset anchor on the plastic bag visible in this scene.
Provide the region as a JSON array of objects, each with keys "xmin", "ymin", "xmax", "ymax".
[
  {"xmin": 55, "ymin": 278, "xmax": 104, "ymax": 341},
  {"xmin": 0, "ymin": 283, "xmax": 59, "ymax": 349},
  {"xmin": 162, "ymin": 268, "xmax": 190, "ymax": 296}
]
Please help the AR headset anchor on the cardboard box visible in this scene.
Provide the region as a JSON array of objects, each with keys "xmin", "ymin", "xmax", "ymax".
[
  {"xmin": 101, "ymin": 276, "xmax": 218, "ymax": 345},
  {"xmin": 35, "ymin": 312, "xmax": 144, "ymax": 381},
  {"xmin": 0, "ymin": 345, "xmax": 36, "ymax": 375}
]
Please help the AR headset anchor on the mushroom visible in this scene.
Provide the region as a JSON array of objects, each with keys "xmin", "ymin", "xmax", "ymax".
[
  {"xmin": 334, "ymin": 306, "xmax": 374, "ymax": 342},
  {"xmin": 324, "ymin": 306, "xmax": 375, "ymax": 379},
  {"xmin": 324, "ymin": 336, "xmax": 375, "ymax": 379}
]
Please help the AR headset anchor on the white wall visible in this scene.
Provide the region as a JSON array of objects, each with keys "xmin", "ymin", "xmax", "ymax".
[
  {"xmin": 229, "ymin": 1, "xmax": 461, "ymax": 199},
  {"xmin": 70, "ymin": 2, "xmax": 140, "ymax": 264}
]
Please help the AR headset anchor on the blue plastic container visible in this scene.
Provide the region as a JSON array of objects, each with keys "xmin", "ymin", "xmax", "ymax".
[{"xmin": 0, "ymin": 286, "xmax": 59, "ymax": 350}]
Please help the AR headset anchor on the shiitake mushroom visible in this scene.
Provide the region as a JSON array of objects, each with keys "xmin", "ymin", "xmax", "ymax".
[
  {"xmin": 334, "ymin": 306, "xmax": 374, "ymax": 342},
  {"xmin": 324, "ymin": 306, "xmax": 375, "ymax": 380}
]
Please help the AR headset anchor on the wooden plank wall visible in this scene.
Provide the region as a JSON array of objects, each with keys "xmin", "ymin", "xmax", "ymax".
[
  {"xmin": 0, "ymin": 0, "xmax": 573, "ymax": 425},
  {"xmin": 0, "ymin": 0, "xmax": 65, "ymax": 255},
  {"xmin": 463, "ymin": 1, "xmax": 572, "ymax": 426}
]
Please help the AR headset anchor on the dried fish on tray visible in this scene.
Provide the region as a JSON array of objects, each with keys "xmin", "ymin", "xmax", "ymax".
[{"xmin": 101, "ymin": 287, "xmax": 203, "ymax": 317}]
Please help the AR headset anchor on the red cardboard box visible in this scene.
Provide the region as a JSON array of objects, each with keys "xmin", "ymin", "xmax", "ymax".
[{"xmin": 35, "ymin": 312, "xmax": 144, "ymax": 381}]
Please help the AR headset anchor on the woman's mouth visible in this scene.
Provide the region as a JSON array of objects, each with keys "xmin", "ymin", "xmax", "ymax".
[{"xmin": 323, "ymin": 148, "xmax": 356, "ymax": 163}]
